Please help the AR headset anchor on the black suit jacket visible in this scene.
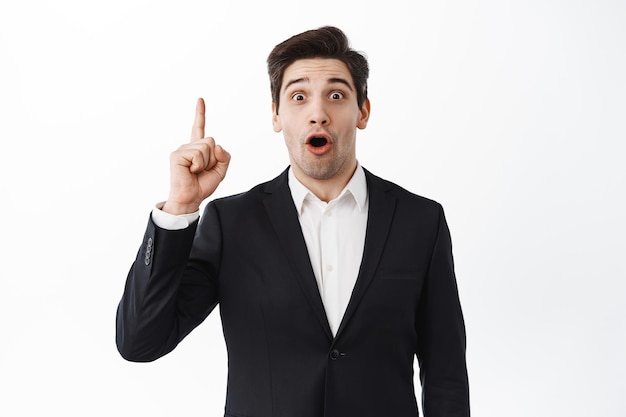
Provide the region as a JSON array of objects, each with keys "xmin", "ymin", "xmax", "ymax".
[{"xmin": 116, "ymin": 168, "xmax": 470, "ymax": 417}]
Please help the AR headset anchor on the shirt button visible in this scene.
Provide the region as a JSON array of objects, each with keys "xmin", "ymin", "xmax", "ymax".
[
  {"xmin": 325, "ymin": 210, "xmax": 333, "ymax": 217},
  {"xmin": 326, "ymin": 265, "xmax": 334, "ymax": 272}
]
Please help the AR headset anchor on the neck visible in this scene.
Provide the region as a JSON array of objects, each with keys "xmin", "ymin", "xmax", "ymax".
[{"xmin": 293, "ymin": 161, "xmax": 358, "ymax": 203}]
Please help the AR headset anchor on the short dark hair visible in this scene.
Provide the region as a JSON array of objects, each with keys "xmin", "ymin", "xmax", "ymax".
[{"xmin": 267, "ymin": 26, "xmax": 369, "ymax": 114}]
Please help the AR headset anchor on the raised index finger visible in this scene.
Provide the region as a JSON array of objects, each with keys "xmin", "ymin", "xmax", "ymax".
[{"xmin": 191, "ymin": 97, "xmax": 205, "ymax": 141}]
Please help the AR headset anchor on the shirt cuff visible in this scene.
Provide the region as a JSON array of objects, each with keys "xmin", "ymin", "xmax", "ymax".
[{"xmin": 151, "ymin": 202, "xmax": 200, "ymax": 230}]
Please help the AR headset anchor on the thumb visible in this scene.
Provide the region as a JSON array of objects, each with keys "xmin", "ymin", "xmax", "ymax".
[{"xmin": 213, "ymin": 145, "xmax": 231, "ymax": 179}]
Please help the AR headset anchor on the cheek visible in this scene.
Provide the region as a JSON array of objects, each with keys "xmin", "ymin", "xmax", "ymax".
[
  {"xmin": 281, "ymin": 119, "xmax": 300, "ymax": 138},
  {"xmin": 282, "ymin": 129, "xmax": 299, "ymax": 150}
]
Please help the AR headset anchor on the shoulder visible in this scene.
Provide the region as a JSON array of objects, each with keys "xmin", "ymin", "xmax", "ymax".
[
  {"xmin": 205, "ymin": 168, "xmax": 289, "ymax": 210},
  {"xmin": 364, "ymin": 168, "xmax": 443, "ymax": 214}
]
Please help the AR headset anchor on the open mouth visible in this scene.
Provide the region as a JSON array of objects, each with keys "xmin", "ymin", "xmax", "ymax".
[{"xmin": 309, "ymin": 137, "xmax": 328, "ymax": 147}]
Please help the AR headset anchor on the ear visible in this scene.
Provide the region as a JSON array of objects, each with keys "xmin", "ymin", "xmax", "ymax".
[
  {"xmin": 272, "ymin": 102, "xmax": 282, "ymax": 132},
  {"xmin": 357, "ymin": 98, "xmax": 371, "ymax": 130}
]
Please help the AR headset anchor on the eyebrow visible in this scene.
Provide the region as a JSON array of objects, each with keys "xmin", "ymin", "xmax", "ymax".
[{"xmin": 283, "ymin": 77, "xmax": 354, "ymax": 92}]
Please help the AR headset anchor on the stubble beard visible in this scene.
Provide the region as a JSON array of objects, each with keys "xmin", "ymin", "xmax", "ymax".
[
  {"xmin": 288, "ymin": 130, "xmax": 356, "ymax": 182},
  {"xmin": 299, "ymin": 159, "xmax": 342, "ymax": 181},
  {"xmin": 293, "ymin": 147, "xmax": 354, "ymax": 182}
]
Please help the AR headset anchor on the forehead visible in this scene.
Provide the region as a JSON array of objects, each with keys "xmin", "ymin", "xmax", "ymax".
[{"xmin": 282, "ymin": 58, "xmax": 354, "ymax": 90}]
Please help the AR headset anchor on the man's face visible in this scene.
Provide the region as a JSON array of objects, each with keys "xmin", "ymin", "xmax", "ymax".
[{"xmin": 272, "ymin": 58, "xmax": 370, "ymax": 183}]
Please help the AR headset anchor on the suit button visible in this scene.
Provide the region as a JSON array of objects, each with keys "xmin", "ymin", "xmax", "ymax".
[{"xmin": 330, "ymin": 349, "xmax": 340, "ymax": 360}]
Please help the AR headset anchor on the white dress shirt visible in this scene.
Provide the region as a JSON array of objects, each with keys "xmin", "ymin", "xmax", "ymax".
[
  {"xmin": 287, "ymin": 166, "xmax": 368, "ymax": 335},
  {"xmin": 151, "ymin": 165, "xmax": 369, "ymax": 336}
]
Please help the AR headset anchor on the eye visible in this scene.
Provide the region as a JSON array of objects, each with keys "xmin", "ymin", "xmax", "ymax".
[
  {"xmin": 292, "ymin": 93, "xmax": 305, "ymax": 101},
  {"xmin": 329, "ymin": 91, "xmax": 344, "ymax": 100}
]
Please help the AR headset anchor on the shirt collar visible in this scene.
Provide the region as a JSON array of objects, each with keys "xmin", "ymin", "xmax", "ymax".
[{"xmin": 288, "ymin": 163, "xmax": 368, "ymax": 215}]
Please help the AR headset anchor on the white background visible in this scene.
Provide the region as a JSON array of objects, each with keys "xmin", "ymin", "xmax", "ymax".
[{"xmin": 1, "ymin": 1, "xmax": 624, "ymax": 416}]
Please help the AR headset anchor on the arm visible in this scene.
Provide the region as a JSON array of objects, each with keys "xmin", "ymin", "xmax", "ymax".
[
  {"xmin": 416, "ymin": 205, "xmax": 470, "ymax": 416},
  {"xmin": 116, "ymin": 217, "xmax": 201, "ymax": 361},
  {"xmin": 115, "ymin": 98, "xmax": 231, "ymax": 361}
]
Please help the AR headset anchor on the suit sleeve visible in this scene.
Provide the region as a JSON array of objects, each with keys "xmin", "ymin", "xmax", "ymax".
[
  {"xmin": 116, "ymin": 202, "xmax": 222, "ymax": 362},
  {"xmin": 416, "ymin": 205, "xmax": 470, "ymax": 416}
]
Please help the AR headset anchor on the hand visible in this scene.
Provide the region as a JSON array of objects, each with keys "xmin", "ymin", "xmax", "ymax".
[{"xmin": 162, "ymin": 98, "xmax": 231, "ymax": 215}]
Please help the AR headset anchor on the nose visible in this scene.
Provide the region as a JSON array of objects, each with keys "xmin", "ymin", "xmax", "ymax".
[{"xmin": 309, "ymin": 98, "xmax": 329, "ymax": 126}]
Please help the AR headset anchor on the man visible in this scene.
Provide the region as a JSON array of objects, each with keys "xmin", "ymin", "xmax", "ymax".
[{"xmin": 116, "ymin": 26, "xmax": 470, "ymax": 416}]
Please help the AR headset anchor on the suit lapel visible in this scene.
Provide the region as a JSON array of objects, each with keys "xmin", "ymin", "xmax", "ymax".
[
  {"xmin": 262, "ymin": 169, "xmax": 334, "ymax": 341},
  {"xmin": 335, "ymin": 170, "xmax": 397, "ymax": 339}
]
